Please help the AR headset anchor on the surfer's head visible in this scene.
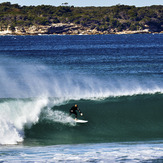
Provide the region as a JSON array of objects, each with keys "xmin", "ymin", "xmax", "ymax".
[{"xmin": 75, "ymin": 104, "xmax": 78, "ymax": 107}]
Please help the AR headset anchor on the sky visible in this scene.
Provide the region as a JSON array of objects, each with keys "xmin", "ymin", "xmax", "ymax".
[{"xmin": 0, "ymin": 0, "xmax": 162, "ymax": 7}]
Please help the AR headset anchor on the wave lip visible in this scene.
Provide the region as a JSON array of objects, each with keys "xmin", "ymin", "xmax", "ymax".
[
  {"xmin": 0, "ymin": 97, "xmax": 48, "ymax": 145},
  {"xmin": 0, "ymin": 118, "xmax": 23, "ymax": 145}
]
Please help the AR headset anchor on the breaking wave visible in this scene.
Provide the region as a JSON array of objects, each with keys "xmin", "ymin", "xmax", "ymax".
[{"xmin": 0, "ymin": 58, "xmax": 162, "ymax": 145}]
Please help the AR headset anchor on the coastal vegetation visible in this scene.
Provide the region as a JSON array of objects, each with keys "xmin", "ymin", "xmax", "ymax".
[{"xmin": 0, "ymin": 2, "xmax": 163, "ymax": 34}]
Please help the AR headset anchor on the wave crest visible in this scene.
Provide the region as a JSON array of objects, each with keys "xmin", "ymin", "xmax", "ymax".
[{"xmin": 0, "ymin": 97, "xmax": 48, "ymax": 145}]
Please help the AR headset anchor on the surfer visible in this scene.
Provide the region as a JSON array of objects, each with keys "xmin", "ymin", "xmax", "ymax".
[{"xmin": 69, "ymin": 104, "xmax": 83, "ymax": 120}]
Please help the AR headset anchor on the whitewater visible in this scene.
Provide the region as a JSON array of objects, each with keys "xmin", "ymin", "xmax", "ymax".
[{"xmin": 0, "ymin": 34, "xmax": 163, "ymax": 162}]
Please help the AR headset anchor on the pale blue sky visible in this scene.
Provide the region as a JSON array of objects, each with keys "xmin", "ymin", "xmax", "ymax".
[{"xmin": 0, "ymin": 0, "xmax": 162, "ymax": 7}]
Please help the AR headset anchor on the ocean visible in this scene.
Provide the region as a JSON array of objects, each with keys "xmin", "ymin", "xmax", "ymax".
[{"xmin": 0, "ymin": 34, "xmax": 163, "ymax": 162}]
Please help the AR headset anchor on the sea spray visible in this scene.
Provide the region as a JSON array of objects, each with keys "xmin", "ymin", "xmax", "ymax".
[
  {"xmin": 0, "ymin": 58, "xmax": 162, "ymax": 99},
  {"xmin": 0, "ymin": 97, "xmax": 48, "ymax": 145},
  {"xmin": 42, "ymin": 108, "xmax": 76, "ymax": 126}
]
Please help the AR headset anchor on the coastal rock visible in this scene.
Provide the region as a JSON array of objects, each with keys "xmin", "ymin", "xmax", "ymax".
[
  {"xmin": 0, "ymin": 26, "xmax": 12, "ymax": 35},
  {"xmin": 0, "ymin": 23, "xmax": 157, "ymax": 35},
  {"xmin": 115, "ymin": 29, "xmax": 150, "ymax": 34}
]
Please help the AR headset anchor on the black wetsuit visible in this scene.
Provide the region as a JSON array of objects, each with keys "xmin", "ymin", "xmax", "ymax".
[{"xmin": 69, "ymin": 106, "xmax": 81, "ymax": 118}]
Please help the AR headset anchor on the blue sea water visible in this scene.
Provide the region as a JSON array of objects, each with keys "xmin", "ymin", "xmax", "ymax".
[{"xmin": 0, "ymin": 34, "xmax": 163, "ymax": 162}]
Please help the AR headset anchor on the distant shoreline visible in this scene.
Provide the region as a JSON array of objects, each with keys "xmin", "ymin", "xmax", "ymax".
[
  {"xmin": 0, "ymin": 24, "xmax": 163, "ymax": 36},
  {"xmin": 0, "ymin": 3, "xmax": 163, "ymax": 36}
]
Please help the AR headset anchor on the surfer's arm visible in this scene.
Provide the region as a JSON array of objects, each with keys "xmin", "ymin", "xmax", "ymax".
[{"xmin": 77, "ymin": 108, "xmax": 83, "ymax": 116}]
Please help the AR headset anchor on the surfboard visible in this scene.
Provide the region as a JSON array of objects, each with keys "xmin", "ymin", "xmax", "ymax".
[{"xmin": 75, "ymin": 119, "xmax": 88, "ymax": 123}]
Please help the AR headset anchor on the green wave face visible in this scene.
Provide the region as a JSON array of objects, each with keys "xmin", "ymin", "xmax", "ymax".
[{"xmin": 23, "ymin": 93, "xmax": 163, "ymax": 145}]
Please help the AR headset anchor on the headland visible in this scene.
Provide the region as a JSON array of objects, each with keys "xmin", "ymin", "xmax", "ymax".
[{"xmin": 0, "ymin": 2, "xmax": 162, "ymax": 35}]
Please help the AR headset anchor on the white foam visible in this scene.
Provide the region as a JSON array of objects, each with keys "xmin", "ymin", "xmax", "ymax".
[
  {"xmin": 1, "ymin": 142, "xmax": 163, "ymax": 162},
  {"xmin": 0, "ymin": 97, "xmax": 48, "ymax": 145},
  {"xmin": 43, "ymin": 108, "xmax": 76, "ymax": 126},
  {"xmin": 0, "ymin": 118, "xmax": 23, "ymax": 145}
]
